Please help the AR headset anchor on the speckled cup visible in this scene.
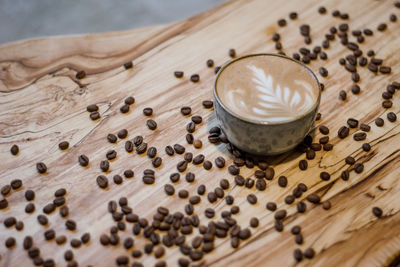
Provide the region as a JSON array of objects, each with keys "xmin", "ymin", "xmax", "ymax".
[{"xmin": 213, "ymin": 53, "xmax": 321, "ymax": 156}]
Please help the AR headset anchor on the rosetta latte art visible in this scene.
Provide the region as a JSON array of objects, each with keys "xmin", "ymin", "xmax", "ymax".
[{"xmin": 225, "ymin": 65, "xmax": 316, "ymax": 122}]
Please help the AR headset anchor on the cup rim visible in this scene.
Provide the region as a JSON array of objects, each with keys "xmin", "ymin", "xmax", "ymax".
[{"xmin": 213, "ymin": 53, "xmax": 321, "ymax": 126}]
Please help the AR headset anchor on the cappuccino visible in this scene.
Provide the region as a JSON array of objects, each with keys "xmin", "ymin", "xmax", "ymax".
[{"xmin": 216, "ymin": 54, "xmax": 319, "ymax": 123}]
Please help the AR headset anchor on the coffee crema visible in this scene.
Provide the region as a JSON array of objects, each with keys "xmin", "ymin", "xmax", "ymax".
[{"xmin": 216, "ymin": 54, "xmax": 319, "ymax": 123}]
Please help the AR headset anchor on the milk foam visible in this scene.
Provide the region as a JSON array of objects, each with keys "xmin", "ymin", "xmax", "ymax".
[{"xmin": 216, "ymin": 55, "xmax": 319, "ymax": 123}]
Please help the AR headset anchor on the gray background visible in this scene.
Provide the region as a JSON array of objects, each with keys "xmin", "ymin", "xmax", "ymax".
[{"xmin": 0, "ymin": 0, "xmax": 225, "ymax": 45}]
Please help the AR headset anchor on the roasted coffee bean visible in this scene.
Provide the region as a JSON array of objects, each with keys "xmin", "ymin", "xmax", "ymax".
[
  {"xmin": 278, "ymin": 176, "xmax": 288, "ymax": 187},
  {"xmin": 100, "ymin": 160, "xmax": 110, "ymax": 172},
  {"xmin": 106, "ymin": 134, "xmax": 117, "ymax": 144},
  {"xmin": 56, "ymin": 141, "xmax": 70, "ymax": 151},
  {"xmin": 294, "ymin": 249, "xmax": 303, "ymax": 262},
  {"xmin": 105, "ymin": 150, "xmax": 117, "ymax": 161},
  {"xmin": 90, "ymin": 111, "xmax": 100, "ymax": 120},
  {"xmin": 174, "ymin": 71, "xmax": 184, "ymax": 78},
  {"xmin": 347, "ymin": 118, "xmax": 359, "ymax": 128},
  {"xmin": 382, "ymin": 100, "xmax": 393, "ymax": 108},
  {"xmin": 285, "ymin": 195, "xmax": 295, "ymax": 204},
  {"xmin": 319, "ymin": 125, "xmax": 329, "ymax": 135},
  {"xmin": 297, "ymin": 201, "xmax": 307, "ymax": 213},
  {"xmin": 275, "ymin": 209, "xmax": 287, "ymax": 220},
  {"xmin": 86, "ymin": 104, "xmax": 98, "ymax": 112},
  {"xmin": 142, "ymin": 107, "xmax": 153, "ymax": 116},
  {"xmin": 390, "ymin": 13, "xmax": 397, "ymax": 22},
  {"xmin": 136, "ymin": 142, "xmax": 147, "ymax": 154},
  {"xmin": 70, "ymin": 239, "xmax": 81, "ymax": 248},
  {"xmin": 44, "ymin": 229, "xmax": 56, "ymax": 240},
  {"xmin": 96, "ymin": 175, "xmax": 108, "ymax": 189},
  {"xmin": 25, "ymin": 203, "xmax": 35, "ymax": 213},
  {"xmin": 123, "ymin": 61, "xmax": 133, "ymax": 69},
  {"xmin": 245, "ymin": 178, "xmax": 254, "ymax": 189},
  {"xmin": 368, "ymin": 63, "xmax": 378, "ymax": 73},
  {"xmin": 228, "ymin": 165, "xmax": 239, "ymax": 175},
  {"xmin": 275, "ymin": 220, "xmax": 284, "ymax": 232},
  {"xmin": 77, "ymin": 154, "xmax": 89, "ymax": 167},
  {"xmin": 202, "ymin": 100, "xmax": 213, "ymax": 109},
  {"xmin": 319, "ymin": 136, "xmax": 329, "ymax": 144},
  {"xmin": 43, "ymin": 203, "xmax": 55, "ymax": 214},
  {"xmin": 372, "ymin": 207, "xmax": 383, "ymax": 217},
  {"xmin": 295, "ymin": 234, "xmax": 304, "ymax": 245},
  {"xmin": 191, "ymin": 116, "xmax": 203, "ymax": 125},
  {"xmin": 143, "ymin": 175, "xmax": 155, "ymax": 184},
  {"xmin": 307, "ymin": 194, "xmax": 320, "ymax": 204},
  {"xmin": 304, "ymin": 248, "xmax": 315, "ymax": 259},
  {"xmin": 265, "ymin": 202, "xmax": 276, "ymax": 211},
  {"xmin": 387, "ymin": 112, "xmax": 397, "ymax": 122},
  {"xmin": 360, "ymin": 123, "xmax": 371, "ymax": 132},
  {"xmin": 176, "ymin": 160, "xmax": 188, "ymax": 173},
  {"xmin": 375, "ymin": 118, "xmax": 384, "ymax": 127},
  {"xmin": 341, "ymin": 170, "xmax": 350, "ymax": 181},
  {"xmin": 0, "ymin": 198, "xmax": 8, "ymax": 209},
  {"xmin": 203, "ymin": 160, "xmax": 212, "ymax": 170},
  {"xmin": 152, "ymin": 157, "xmax": 162, "ymax": 168},
  {"xmin": 4, "ymin": 217, "xmax": 16, "ymax": 227},
  {"xmin": 65, "ymin": 220, "xmax": 77, "ymax": 231},
  {"xmin": 1, "ymin": 185, "xmax": 11, "ymax": 196},
  {"xmin": 36, "ymin": 162, "xmax": 47, "ymax": 174},
  {"xmin": 76, "ymin": 70, "xmax": 86, "ymax": 79},
  {"xmin": 228, "ymin": 48, "xmax": 237, "ymax": 58},
  {"xmin": 377, "ymin": 23, "xmax": 387, "ymax": 31},
  {"xmin": 318, "ymin": 6, "xmax": 327, "ymax": 14},
  {"xmin": 351, "ymin": 84, "xmax": 361, "ymax": 94},
  {"xmin": 181, "ymin": 106, "xmax": 192, "ymax": 116},
  {"xmin": 113, "ymin": 175, "xmax": 123, "ymax": 185},
  {"xmin": 37, "ymin": 214, "xmax": 48, "ymax": 225},
  {"xmin": 363, "ymin": 28, "xmax": 373, "ymax": 35},
  {"xmin": 319, "ymin": 67, "xmax": 328, "ymax": 77},
  {"xmin": 163, "ymin": 146, "xmax": 174, "ymax": 157},
  {"xmin": 214, "ymin": 156, "xmax": 226, "ymax": 168},
  {"xmin": 122, "ymin": 169, "xmax": 134, "ymax": 179},
  {"xmin": 190, "ymin": 74, "xmax": 200, "ymax": 83},
  {"xmin": 5, "ymin": 237, "xmax": 16, "ymax": 248},
  {"xmin": 246, "ymin": 194, "xmax": 257, "ymax": 205},
  {"xmin": 345, "ymin": 63, "xmax": 356, "ymax": 73},
  {"xmin": 322, "ymin": 200, "xmax": 331, "ymax": 210},
  {"xmin": 146, "ymin": 119, "xmax": 157, "ymax": 130},
  {"xmin": 24, "ymin": 189, "xmax": 35, "ymax": 201},
  {"xmin": 345, "ymin": 156, "xmax": 356, "ymax": 165},
  {"xmin": 353, "ymin": 132, "xmax": 367, "ymax": 141},
  {"xmin": 380, "ymin": 66, "xmax": 392, "ymax": 74},
  {"xmin": 323, "ymin": 143, "xmax": 333, "ymax": 151},
  {"xmin": 338, "ymin": 126, "xmax": 350, "ymax": 138},
  {"xmin": 164, "ymin": 184, "xmax": 175, "ymax": 196},
  {"xmin": 299, "ymin": 160, "xmax": 308, "ymax": 170},
  {"xmin": 178, "ymin": 189, "xmax": 189, "ymax": 199},
  {"xmin": 359, "ymin": 57, "xmax": 368, "ymax": 66},
  {"xmin": 291, "ymin": 225, "xmax": 301, "ymax": 235},
  {"xmin": 59, "ymin": 206, "xmax": 69, "ymax": 217},
  {"xmin": 354, "ymin": 163, "xmax": 364, "ymax": 173}
]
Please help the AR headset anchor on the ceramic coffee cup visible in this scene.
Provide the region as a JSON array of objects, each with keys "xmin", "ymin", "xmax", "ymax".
[{"xmin": 213, "ymin": 53, "xmax": 321, "ymax": 156}]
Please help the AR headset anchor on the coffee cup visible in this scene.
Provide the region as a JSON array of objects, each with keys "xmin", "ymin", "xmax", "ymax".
[{"xmin": 213, "ymin": 53, "xmax": 321, "ymax": 155}]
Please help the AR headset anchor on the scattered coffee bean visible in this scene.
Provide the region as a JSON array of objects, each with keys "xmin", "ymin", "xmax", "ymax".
[
  {"xmin": 375, "ymin": 118, "xmax": 384, "ymax": 127},
  {"xmin": 36, "ymin": 162, "xmax": 47, "ymax": 174},
  {"xmin": 247, "ymin": 194, "xmax": 257, "ymax": 205},
  {"xmin": 96, "ymin": 175, "xmax": 108, "ymax": 189},
  {"xmin": 322, "ymin": 200, "xmax": 331, "ymax": 210},
  {"xmin": 354, "ymin": 163, "xmax": 364, "ymax": 173},
  {"xmin": 120, "ymin": 104, "xmax": 130, "ymax": 113},
  {"xmin": 278, "ymin": 18, "xmax": 287, "ymax": 27},
  {"xmin": 294, "ymin": 249, "xmax": 303, "ymax": 262},
  {"xmin": 299, "ymin": 160, "xmax": 308, "ymax": 170},
  {"xmin": 372, "ymin": 207, "xmax": 383, "ymax": 217},
  {"xmin": 278, "ymin": 176, "xmax": 288, "ymax": 187},
  {"xmin": 215, "ymin": 156, "xmax": 225, "ymax": 168},
  {"xmin": 320, "ymin": 172, "xmax": 330, "ymax": 181},
  {"xmin": 190, "ymin": 74, "xmax": 200, "ymax": 83},
  {"xmin": 146, "ymin": 119, "xmax": 157, "ymax": 130},
  {"xmin": 275, "ymin": 209, "xmax": 287, "ymax": 220},
  {"xmin": 203, "ymin": 160, "xmax": 212, "ymax": 170},
  {"xmin": 353, "ymin": 132, "xmax": 367, "ymax": 141},
  {"xmin": 360, "ymin": 123, "xmax": 371, "ymax": 132},
  {"xmin": 338, "ymin": 126, "xmax": 350, "ymax": 138},
  {"xmin": 76, "ymin": 70, "xmax": 86, "ymax": 79},
  {"xmin": 229, "ymin": 48, "xmax": 236, "ymax": 58},
  {"xmin": 319, "ymin": 67, "xmax": 328, "ymax": 77},
  {"xmin": 174, "ymin": 71, "xmax": 184, "ymax": 78},
  {"xmin": 164, "ymin": 184, "xmax": 175, "ymax": 195},
  {"xmin": 307, "ymin": 194, "xmax": 320, "ymax": 204},
  {"xmin": 387, "ymin": 112, "xmax": 397, "ymax": 122},
  {"xmin": 377, "ymin": 23, "xmax": 387, "ymax": 31}
]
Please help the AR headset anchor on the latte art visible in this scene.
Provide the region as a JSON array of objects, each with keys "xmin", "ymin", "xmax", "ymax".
[{"xmin": 216, "ymin": 55, "xmax": 319, "ymax": 123}]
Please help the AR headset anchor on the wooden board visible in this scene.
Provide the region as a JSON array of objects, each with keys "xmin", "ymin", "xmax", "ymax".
[{"xmin": 1, "ymin": 0, "xmax": 400, "ymax": 266}]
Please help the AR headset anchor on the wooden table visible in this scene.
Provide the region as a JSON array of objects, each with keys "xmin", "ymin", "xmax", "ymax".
[{"xmin": 1, "ymin": 0, "xmax": 400, "ymax": 266}]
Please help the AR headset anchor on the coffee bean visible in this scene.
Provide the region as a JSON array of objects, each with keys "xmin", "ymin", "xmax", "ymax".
[
  {"xmin": 377, "ymin": 23, "xmax": 387, "ymax": 31},
  {"xmin": 75, "ymin": 70, "xmax": 86, "ymax": 79},
  {"xmin": 345, "ymin": 63, "xmax": 356, "ymax": 73},
  {"xmin": 382, "ymin": 100, "xmax": 393, "ymax": 108},
  {"xmin": 36, "ymin": 162, "xmax": 47, "ymax": 174},
  {"xmin": 174, "ymin": 71, "xmax": 184, "ymax": 78},
  {"xmin": 146, "ymin": 119, "xmax": 157, "ymax": 130},
  {"xmin": 181, "ymin": 106, "xmax": 191, "ymax": 116},
  {"xmin": 322, "ymin": 200, "xmax": 331, "ymax": 210},
  {"xmin": 8, "ymin": 143, "xmax": 20, "ymax": 156},
  {"xmin": 113, "ymin": 175, "xmax": 123, "ymax": 185},
  {"xmin": 202, "ymin": 160, "xmax": 212, "ymax": 170},
  {"xmin": 1, "ymin": 185, "xmax": 11, "ymax": 196},
  {"xmin": 372, "ymin": 207, "xmax": 383, "ymax": 217},
  {"xmin": 229, "ymin": 48, "xmax": 236, "ymax": 58},
  {"xmin": 387, "ymin": 112, "xmax": 397, "ymax": 122},
  {"xmin": 86, "ymin": 104, "xmax": 99, "ymax": 113},
  {"xmin": 346, "ymin": 118, "xmax": 359, "ymax": 128},
  {"xmin": 299, "ymin": 160, "xmax": 308, "ymax": 170},
  {"xmin": 123, "ymin": 169, "xmax": 134, "ymax": 178},
  {"xmin": 354, "ymin": 163, "xmax": 364, "ymax": 173},
  {"xmin": 65, "ymin": 220, "xmax": 77, "ymax": 231},
  {"xmin": 178, "ymin": 189, "xmax": 189, "ymax": 199},
  {"xmin": 319, "ymin": 125, "xmax": 329, "ymax": 135},
  {"xmin": 294, "ymin": 249, "xmax": 303, "ymax": 262},
  {"xmin": 246, "ymin": 194, "xmax": 257, "ymax": 205},
  {"xmin": 274, "ymin": 219, "xmax": 284, "ymax": 232},
  {"xmin": 143, "ymin": 175, "xmax": 155, "ymax": 184},
  {"xmin": 202, "ymin": 100, "xmax": 214, "ymax": 109},
  {"xmin": 295, "ymin": 234, "xmax": 304, "ymax": 245},
  {"xmin": 297, "ymin": 201, "xmax": 307, "ymax": 213},
  {"xmin": 172, "ymin": 144, "xmax": 185, "ymax": 154},
  {"xmin": 4, "ymin": 217, "xmax": 16, "ymax": 228},
  {"xmin": 359, "ymin": 123, "xmax": 370, "ymax": 132},
  {"xmin": 44, "ymin": 229, "xmax": 56, "ymax": 240},
  {"xmin": 136, "ymin": 142, "xmax": 147, "ymax": 154},
  {"xmin": 319, "ymin": 67, "xmax": 328, "ymax": 77},
  {"xmin": 190, "ymin": 74, "xmax": 200, "ymax": 83},
  {"xmin": 359, "ymin": 57, "xmax": 368, "ymax": 66},
  {"xmin": 307, "ymin": 194, "xmax": 320, "ymax": 204},
  {"xmin": 100, "ymin": 160, "xmax": 110, "ymax": 172},
  {"xmin": 145, "ymin": 147, "xmax": 157, "ymax": 159},
  {"xmin": 278, "ymin": 176, "xmax": 288, "ymax": 187},
  {"xmin": 318, "ymin": 6, "xmax": 327, "ymax": 14},
  {"xmin": 319, "ymin": 136, "xmax": 329, "ymax": 144},
  {"xmin": 275, "ymin": 209, "xmax": 287, "ymax": 220},
  {"xmin": 289, "ymin": 11, "xmax": 298, "ymax": 19},
  {"xmin": 70, "ymin": 239, "xmax": 81, "ymax": 248},
  {"xmin": 186, "ymin": 121, "xmax": 195, "ymax": 133},
  {"xmin": 278, "ymin": 18, "xmax": 287, "ymax": 27},
  {"xmin": 96, "ymin": 175, "xmax": 108, "ymax": 189},
  {"xmin": 380, "ymin": 66, "xmax": 391, "ymax": 74},
  {"xmin": 375, "ymin": 118, "xmax": 384, "ymax": 127},
  {"xmin": 89, "ymin": 111, "xmax": 100, "ymax": 120},
  {"xmin": 285, "ymin": 195, "xmax": 295, "ymax": 204},
  {"xmin": 214, "ymin": 156, "xmax": 225, "ymax": 168},
  {"xmin": 5, "ymin": 237, "xmax": 16, "ymax": 248},
  {"xmin": 120, "ymin": 104, "xmax": 130, "ymax": 113},
  {"xmin": 368, "ymin": 63, "xmax": 378, "ymax": 73},
  {"xmin": 354, "ymin": 132, "xmax": 367, "ymax": 141},
  {"xmin": 164, "ymin": 184, "xmax": 175, "ymax": 196},
  {"xmin": 338, "ymin": 126, "xmax": 350, "ymax": 138}
]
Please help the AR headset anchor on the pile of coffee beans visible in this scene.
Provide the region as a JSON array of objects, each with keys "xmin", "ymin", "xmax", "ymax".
[{"xmin": 2, "ymin": 2, "xmax": 399, "ymax": 266}]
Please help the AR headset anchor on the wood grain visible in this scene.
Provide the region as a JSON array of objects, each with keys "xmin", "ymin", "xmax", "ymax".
[{"xmin": 1, "ymin": 0, "xmax": 400, "ymax": 266}]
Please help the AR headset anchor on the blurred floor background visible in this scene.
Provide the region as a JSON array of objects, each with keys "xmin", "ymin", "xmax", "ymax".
[{"xmin": 0, "ymin": 0, "xmax": 226, "ymax": 44}]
